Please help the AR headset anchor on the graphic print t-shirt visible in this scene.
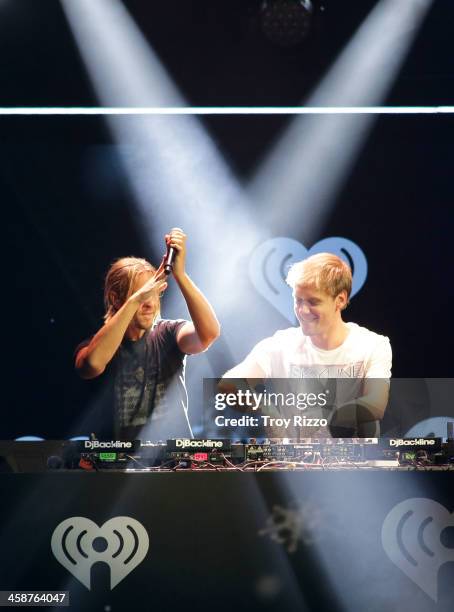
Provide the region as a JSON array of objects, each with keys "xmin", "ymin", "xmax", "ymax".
[
  {"xmin": 245, "ymin": 322, "xmax": 392, "ymax": 380},
  {"xmin": 76, "ymin": 319, "xmax": 191, "ymax": 441},
  {"xmin": 243, "ymin": 322, "xmax": 392, "ymax": 436}
]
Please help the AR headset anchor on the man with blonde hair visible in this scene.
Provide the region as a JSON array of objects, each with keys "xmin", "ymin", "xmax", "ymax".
[
  {"xmin": 76, "ymin": 228, "xmax": 220, "ymax": 441},
  {"xmin": 222, "ymin": 252, "xmax": 391, "ymax": 436}
]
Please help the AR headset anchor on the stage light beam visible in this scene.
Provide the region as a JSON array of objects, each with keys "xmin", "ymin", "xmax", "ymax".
[
  {"xmin": 250, "ymin": 0, "xmax": 434, "ymax": 240},
  {"xmin": 60, "ymin": 0, "xmax": 269, "ymax": 362}
]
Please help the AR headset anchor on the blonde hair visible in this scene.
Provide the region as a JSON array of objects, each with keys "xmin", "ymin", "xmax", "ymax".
[
  {"xmin": 286, "ymin": 252, "xmax": 352, "ymax": 307},
  {"xmin": 103, "ymin": 256, "xmax": 158, "ymax": 323}
]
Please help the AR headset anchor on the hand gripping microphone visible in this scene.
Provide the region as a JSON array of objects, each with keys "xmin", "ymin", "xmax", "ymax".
[{"xmin": 164, "ymin": 230, "xmax": 177, "ymax": 275}]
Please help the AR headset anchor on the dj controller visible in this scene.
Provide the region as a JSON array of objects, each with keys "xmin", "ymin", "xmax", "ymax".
[
  {"xmin": 1, "ymin": 437, "xmax": 453, "ymax": 472},
  {"xmin": 63, "ymin": 436, "xmax": 454, "ymax": 471}
]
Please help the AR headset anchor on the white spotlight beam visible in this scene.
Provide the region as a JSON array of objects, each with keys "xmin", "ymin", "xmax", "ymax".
[
  {"xmin": 60, "ymin": 0, "xmax": 265, "ymax": 303},
  {"xmin": 249, "ymin": 0, "xmax": 434, "ymax": 240},
  {"xmin": 60, "ymin": 0, "xmax": 432, "ymax": 360},
  {"xmin": 60, "ymin": 0, "xmax": 270, "ymax": 362},
  {"xmin": 61, "ymin": 0, "xmax": 185, "ymax": 107}
]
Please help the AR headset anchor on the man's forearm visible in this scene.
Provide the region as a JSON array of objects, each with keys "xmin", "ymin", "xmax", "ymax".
[
  {"xmin": 335, "ymin": 397, "xmax": 385, "ymax": 423},
  {"xmin": 81, "ymin": 298, "xmax": 139, "ymax": 372},
  {"xmin": 334, "ymin": 385, "xmax": 390, "ymax": 426},
  {"xmin": 175, "ymin": 273, "xmax": 220, "ymax": 345}
]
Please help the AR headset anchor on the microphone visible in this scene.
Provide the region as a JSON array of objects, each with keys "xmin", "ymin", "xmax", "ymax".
[{"xmin": 164, "ymin": 243, "xmax": 176, "ymax": 275}]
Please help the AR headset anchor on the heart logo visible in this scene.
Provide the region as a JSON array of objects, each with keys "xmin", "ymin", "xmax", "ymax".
[
  {"xmin": 248, "ymin": 237, "xmax": 368, "ymax": 322},
  {"xmin": 51, "ymin": 516, "xmax": 149, "ymax": 590},
  {"xmin": 382, "ymin": 498, "xmax": 454, "ymax": 601}
]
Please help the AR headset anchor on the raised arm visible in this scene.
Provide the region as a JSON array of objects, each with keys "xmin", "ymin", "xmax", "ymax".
[{"xmin": 167, "ymin": 228, "xmax": 221, "ymax": 354}]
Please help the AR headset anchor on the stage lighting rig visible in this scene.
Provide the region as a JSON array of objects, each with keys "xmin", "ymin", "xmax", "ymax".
[{"xmin": 260, "ymin": 0, "xmax": 316, "ymax": 47}]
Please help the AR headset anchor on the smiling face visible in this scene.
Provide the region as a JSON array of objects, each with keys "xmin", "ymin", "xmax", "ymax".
[{"xmin": 293, "ymin": 283, "xmax": 347, "ymax": 338}]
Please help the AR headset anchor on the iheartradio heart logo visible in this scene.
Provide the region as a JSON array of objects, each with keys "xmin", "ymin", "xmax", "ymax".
[
  {"xmin": 382, "ymin": 498, "xmax": 454, "ymax": 601},
  {"xmin": 248, "ymin": 237, "xmax": 368, "ymax": 322},
  {"xmin": 51, "ymin": 516, "xmax": 149, "ymax": 590}
]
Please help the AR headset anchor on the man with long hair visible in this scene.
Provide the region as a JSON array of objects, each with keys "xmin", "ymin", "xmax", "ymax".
[{"xmin": 75, "ymin": 228, "xmax": 220, "ymax": 441}]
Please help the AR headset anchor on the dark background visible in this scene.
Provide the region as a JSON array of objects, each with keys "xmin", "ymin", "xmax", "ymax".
[
  {"xmin": 0, "ymin": 0, "xmax": 452, "ymax": 107},
  {"xmin": 1, "ymin": 472, "xmax": 453, "ymax": 612},
  {"xmin": 2, "ymin": 0, "xmax": 454, "ymax": 438}
]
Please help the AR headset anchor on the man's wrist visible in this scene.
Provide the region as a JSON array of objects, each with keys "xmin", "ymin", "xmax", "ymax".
[
  {"xmin": 125, "ymin": 295, "xmax": 142, "ymax": 309},
  {"xmin": 174, "ymin": 270, "xmax": 189, "ymax": 287}
]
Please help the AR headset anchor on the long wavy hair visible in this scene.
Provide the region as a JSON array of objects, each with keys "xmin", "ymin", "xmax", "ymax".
[{"xmin": 103, "ymin": 256, "xmax": 159, "ymax": 323}]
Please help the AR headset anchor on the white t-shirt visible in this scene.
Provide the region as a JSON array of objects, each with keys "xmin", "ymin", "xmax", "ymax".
[
  {"xmin": 245, "ymin": 322, "xmax": 392, "ymax": 380},
  {"xmin": 241, "ymin": 323, "xmax": 391, "ymax": 437}
]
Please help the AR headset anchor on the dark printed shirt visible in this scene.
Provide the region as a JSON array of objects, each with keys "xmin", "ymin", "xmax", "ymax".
[{"xmin": 76, "ymin": 319, "xmax": 192, "ymax": 441}]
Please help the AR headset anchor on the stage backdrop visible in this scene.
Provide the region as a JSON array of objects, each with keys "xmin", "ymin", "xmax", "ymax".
[{"xmin": 3, "ymin": 114, "xmax": 454, "ymax": 439}]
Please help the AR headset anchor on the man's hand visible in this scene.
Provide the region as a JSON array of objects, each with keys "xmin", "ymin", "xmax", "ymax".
[
  {"xmin": 162, "ymin": 227, "xmax": 220, "ymax": 353},
  {"xmin": 129, "ymin": 258, "xmax": 168, "ymax": 305},
  {"xmin": 165, "ymin": 228, "xmax": 186, "ymax": 280}
]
